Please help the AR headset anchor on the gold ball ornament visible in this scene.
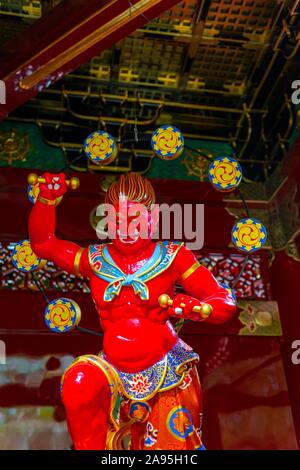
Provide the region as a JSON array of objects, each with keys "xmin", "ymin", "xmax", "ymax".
[
  {"xmin": 158, "ymin": 293, "xmax": 173, "ymax": 308},
  {"xmin": 28, "ymin": 173, "xmax": 39, "ymax": 186},
  {"xmin": 69, "ymin": 177, "xmax": 80, "ymax": 190},
  {"xmin": 200, "ymin": 303, "xmax": 213, "ymax": 318}
]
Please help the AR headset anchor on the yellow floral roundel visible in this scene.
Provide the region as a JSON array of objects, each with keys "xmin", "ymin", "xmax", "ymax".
[
  {"xmin": 208, "ymin": 156, "xmax": 242, "ymax": 192},
  {"xmin": 44, "ymin": 298, "xmax": 81, "ymax": 333},
  {"xmin": 232, "ymin": 218, "xmax": 267, "ymax": 253},
  {"xmin": 12, "ymin": 239, "xmax": 46, "ymax": 272},
  {"xmin": 84, "ymin": 131, "xmax": 117, "ymax": 164},
  {"xmin": 151, "ymin": 125, "xmax": 184, "ymax": 160}
]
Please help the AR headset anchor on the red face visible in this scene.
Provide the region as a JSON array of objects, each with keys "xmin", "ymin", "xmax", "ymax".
[{"xmin": 108, "ymin": 200, "xmax": 157, "ymax": 254}]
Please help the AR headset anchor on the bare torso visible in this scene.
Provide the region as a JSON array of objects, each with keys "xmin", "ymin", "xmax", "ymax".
[{"xmin": 89, "ymin": 243, "xmax": 178, "ymax": 373}]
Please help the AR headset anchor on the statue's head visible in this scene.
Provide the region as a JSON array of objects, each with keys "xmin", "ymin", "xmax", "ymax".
[{"xmin": 105, "ymin": 173, "xmax": 157, "ymax": 253}]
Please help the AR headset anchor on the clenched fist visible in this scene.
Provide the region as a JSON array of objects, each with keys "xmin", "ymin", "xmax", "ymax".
[
  {"xmin": 168, "ymin": 293, "xmax": 203, "ymax": 318},
  {"xmin": 38, "ymin": 172, "xmax": 68, "ymax": 201}
]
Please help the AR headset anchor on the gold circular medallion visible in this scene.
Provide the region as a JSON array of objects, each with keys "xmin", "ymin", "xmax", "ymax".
[
  {"xmin": 151, "ymin": 125, "xmax": 184, "ymax": 160},
  {"xmin": 84, "ymin": 131, "xmax": 117, "ymax": 165},
  {"xmin": 44, "ymin": 298, "xmax": 81, "ymax": 333},
  {"xmin": 232, "ymin": 218, "xmax": 267, "ymax": 253},
  {"xmin": 12, "ymin": 239, "xmax": 46, "ymax": 272},
  {"xmin": 208, "ymin": 156, "xmax": 242, "ymax": 192}
]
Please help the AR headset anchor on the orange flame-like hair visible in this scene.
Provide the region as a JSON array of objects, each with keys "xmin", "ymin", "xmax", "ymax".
[{"xmin": 105, "ymin": 173, "xmax": 155, "ymax": 209}]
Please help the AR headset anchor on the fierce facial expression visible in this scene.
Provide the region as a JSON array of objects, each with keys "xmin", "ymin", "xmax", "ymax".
[{"xmin": 108, "ymin": 199, "xmax": 158, "ymax": 254}]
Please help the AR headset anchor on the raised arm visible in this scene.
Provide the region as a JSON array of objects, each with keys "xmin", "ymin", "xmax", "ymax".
[
  {"xmin": 169, "ymin": 245, "xmax": 236, "ymax": 325},
  {"xmin": 28, "ymin": 172, "xmax": 91, "ymax": 277}
]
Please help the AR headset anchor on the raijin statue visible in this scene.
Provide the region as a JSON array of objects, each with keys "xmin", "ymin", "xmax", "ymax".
[{"xmin": 28, "ymin": 172, "xmax": 236, "ymax": 450}]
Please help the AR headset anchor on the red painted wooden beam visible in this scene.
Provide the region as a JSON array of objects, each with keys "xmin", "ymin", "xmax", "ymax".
[{"xmin": 0, "ymin": 0, "xmax": 181, "ymax": 119}]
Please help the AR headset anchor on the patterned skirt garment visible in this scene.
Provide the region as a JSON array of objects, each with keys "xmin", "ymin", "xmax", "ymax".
[{"xmin": 62, "ymin": 339, "xmax": 205, "ymax": 450}]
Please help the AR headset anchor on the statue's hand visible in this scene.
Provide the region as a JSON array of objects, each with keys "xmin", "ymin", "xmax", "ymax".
[
  {"xmin": 168, "ymin": 293, "xmax": 202, "ymax": 317},
  {"xmin": 38, "ymin": 172, "xmax": 68, "ymax": 200}
]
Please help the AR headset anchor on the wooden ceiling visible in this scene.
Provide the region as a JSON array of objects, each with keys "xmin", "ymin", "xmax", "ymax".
[{"xmin": 0, "ymin": 0, "xmax": 300, "ymax": 181}]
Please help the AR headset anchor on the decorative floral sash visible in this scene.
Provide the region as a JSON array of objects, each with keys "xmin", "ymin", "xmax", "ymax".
[{"xmin": 101, "ymin": 338, "xmax": 199, "ymax": 401}]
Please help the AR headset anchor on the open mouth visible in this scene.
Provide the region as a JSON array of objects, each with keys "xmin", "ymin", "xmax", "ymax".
[{"xmin": 117, "ymin": 229, "xmax": 139, "ymax": 244}]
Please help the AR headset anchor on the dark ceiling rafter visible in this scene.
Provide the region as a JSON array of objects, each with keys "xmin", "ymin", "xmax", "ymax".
[
  {"xmin": 0, "ymin": 0, "xmax": 183, "ymax": 119},
  {"xmin": 1, "ymin": 0, "xmax": 300, "ymax": 182}
]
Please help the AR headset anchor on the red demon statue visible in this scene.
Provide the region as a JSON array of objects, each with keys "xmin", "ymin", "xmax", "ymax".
[{"xmin": 28, "ymin": 172, "xmax": 236, "ymax": 450}]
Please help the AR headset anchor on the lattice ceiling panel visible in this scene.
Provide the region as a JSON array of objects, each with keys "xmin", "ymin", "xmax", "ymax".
[
  {"xmin": 187, "ymin": 44, "xmax": 259, "ymax": 93},
  {"xmin": 204, "ymin": 0, "xmax": 277, "ymax": 42},
  {"xmin": 142, "ymin": 0, "xmax": 199, "ymax": 34},
  {"xmin": 0, "ymin": 1, "xmax": 65, "ymax": 18},
  {"xmin": 1, "ymin": 0, "xmax": 297, "ymax": 182},
  {"xmin": 68, "ymin": 0, "xmax": 284, "ymax": 96},
  {"xmin": 0, "ymin": 1, "xmax": 64, "ymax": 44},
  {"xmin": 0, "ymin": 0, "xmax": 41, "ymax": 18},
  {"xmin": 82, "ymin": 50, "xmax": 114, "ymax": 81},
  {"xmin": 118, "ymin": 37, "xmax": 186, "ymax": 87}
]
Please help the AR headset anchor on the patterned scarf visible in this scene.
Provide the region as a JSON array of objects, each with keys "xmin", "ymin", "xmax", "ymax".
[{"xmin": 89, "ymin": 241, "xmax": 183, "ymax": 301}]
